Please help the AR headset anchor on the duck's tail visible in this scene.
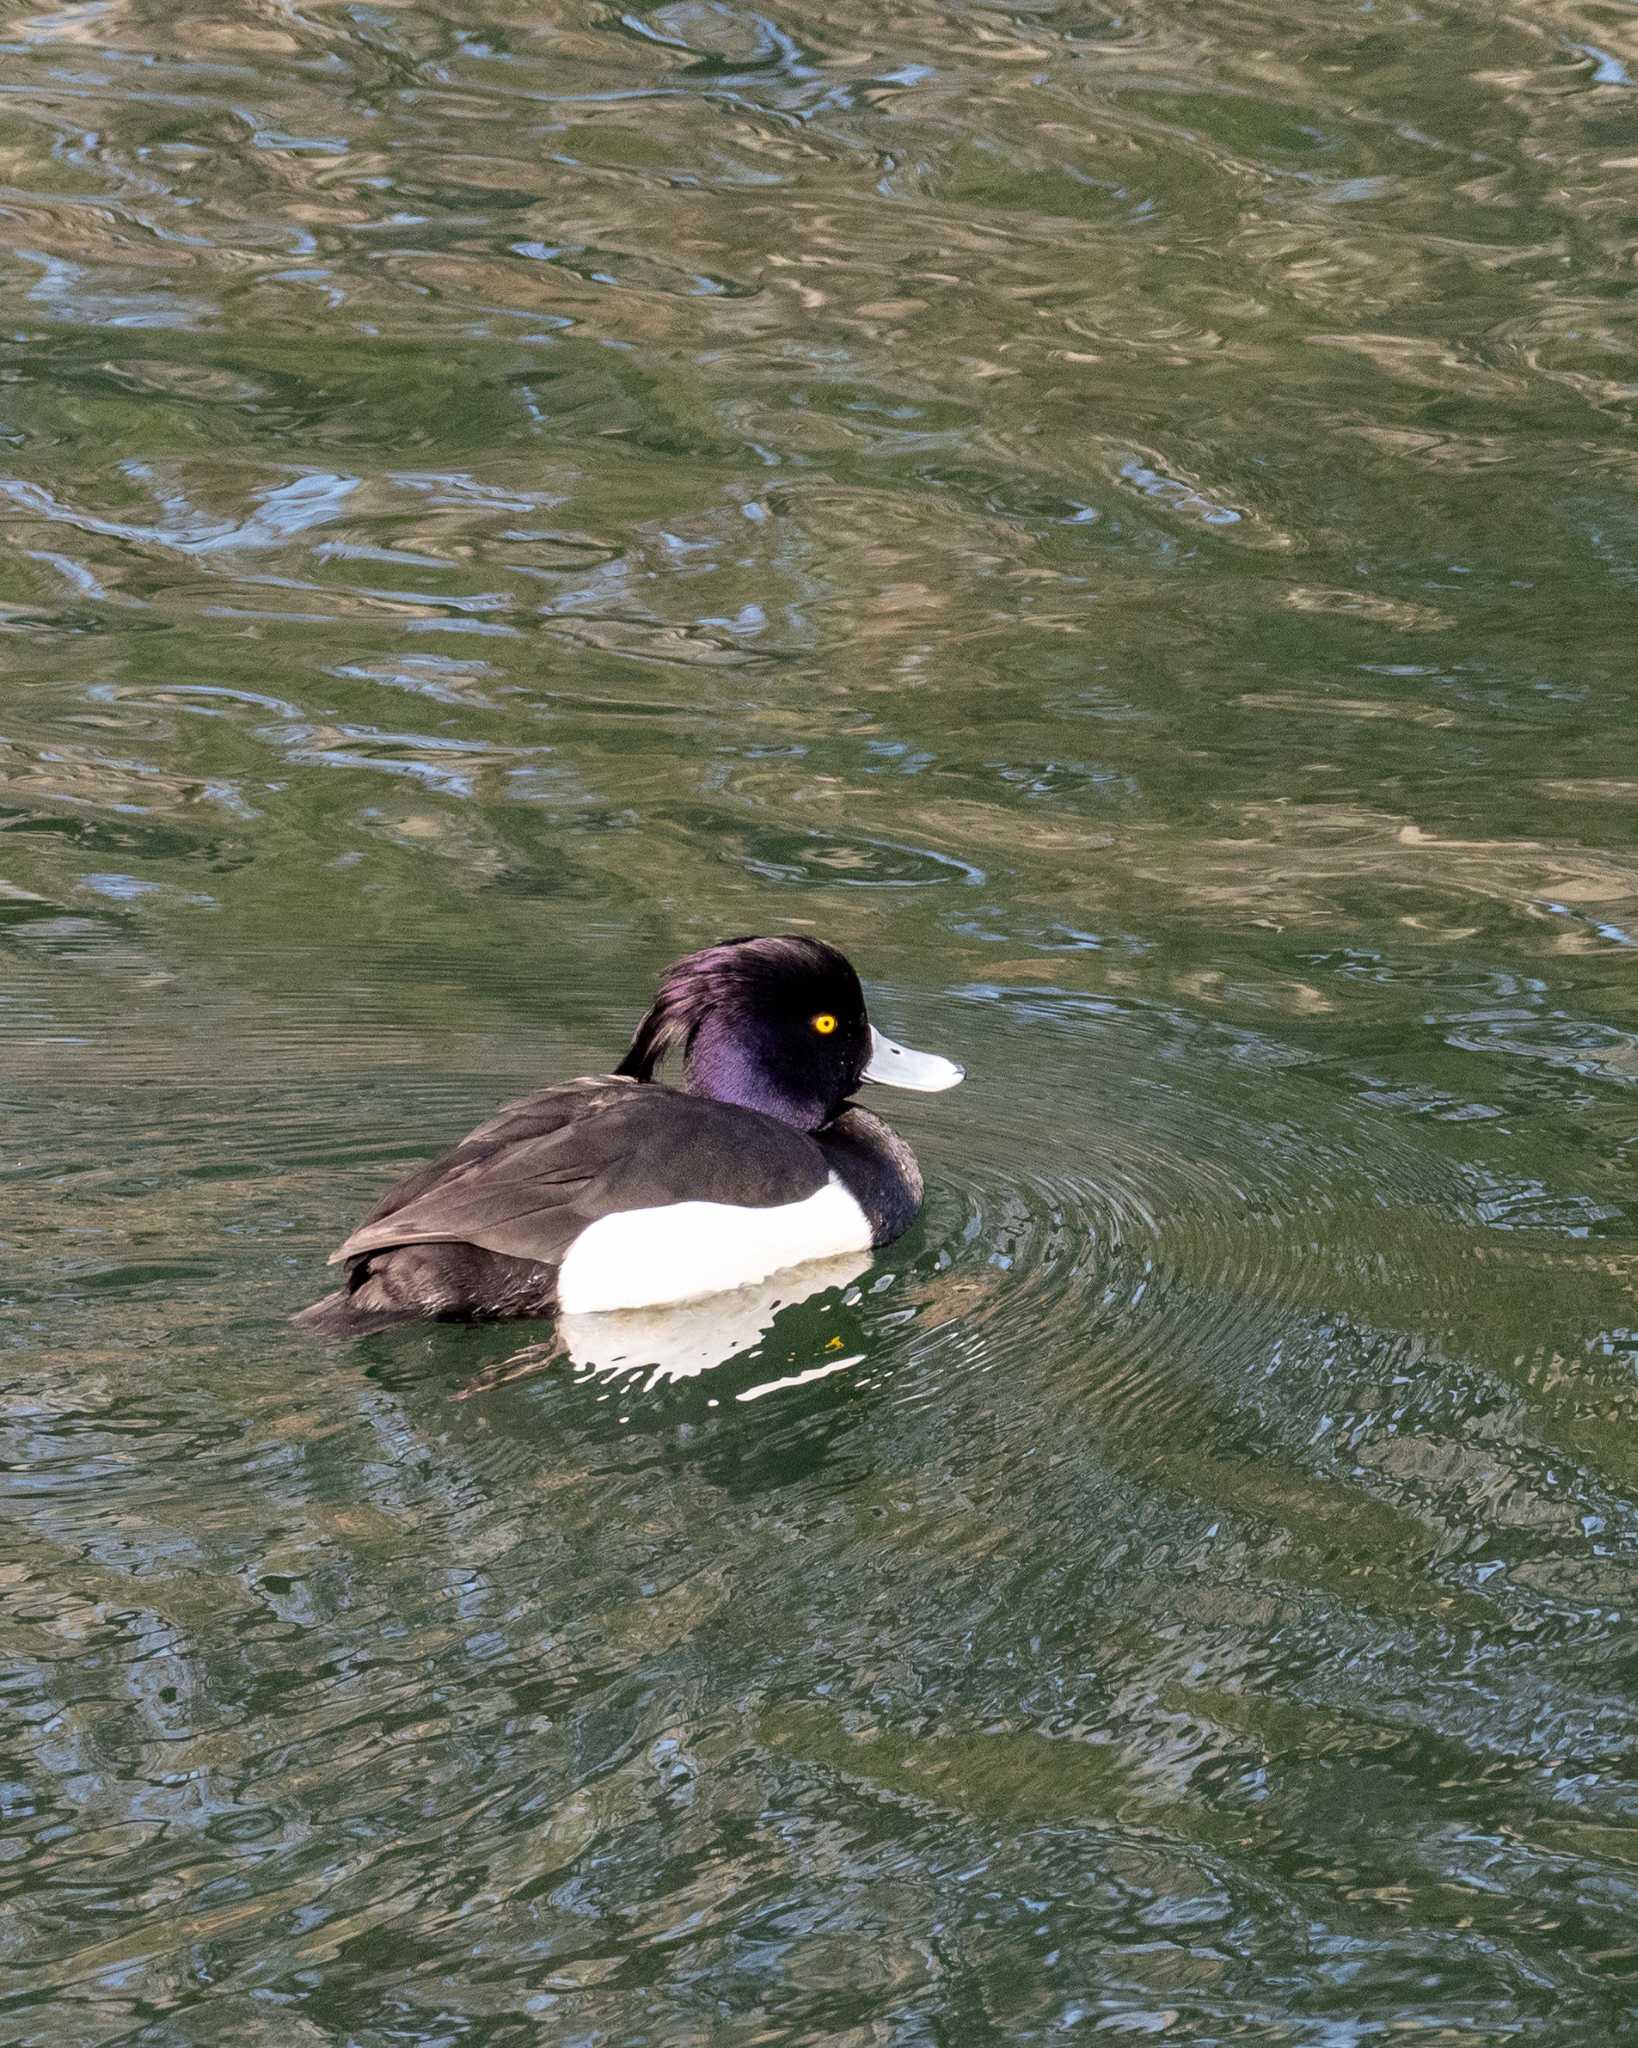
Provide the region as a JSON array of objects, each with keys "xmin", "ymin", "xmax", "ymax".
[
  {"xmin": 292, "ymin": 1282, "xmax": 423, "ymax": 1338},
  {"xmin": 294, "ymin": 1243, "xmax": 559, "ymax": 1336},
  {"xmin": 292, "ymin": 1245, "xmax": 446, "ymax": 1336}
]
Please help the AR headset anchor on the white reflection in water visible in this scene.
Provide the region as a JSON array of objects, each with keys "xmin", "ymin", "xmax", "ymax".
[{"xmin": 457, "ymin": 1252, "xmax": 872, "ymax": 1401}]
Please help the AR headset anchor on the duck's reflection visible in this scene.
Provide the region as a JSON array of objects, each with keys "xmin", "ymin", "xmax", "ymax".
[{"xmin": 455, "ymin": 1251, "xmax": 873, "ymax": 1402}]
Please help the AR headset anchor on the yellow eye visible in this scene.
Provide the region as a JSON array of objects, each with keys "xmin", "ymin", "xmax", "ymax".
[{"xmin": 812, "ymin": 1013, "xmax": 838, "ymax": 1035}]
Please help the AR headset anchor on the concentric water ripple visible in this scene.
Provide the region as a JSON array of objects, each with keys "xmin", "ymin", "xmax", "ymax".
[{"xmin": 513, "ymin": 983, "xmax": 1526, "ymax": 1469}]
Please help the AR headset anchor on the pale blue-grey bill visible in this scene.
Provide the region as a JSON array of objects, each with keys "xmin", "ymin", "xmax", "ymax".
[{"xmin": 863, "ymin": 1025, "xmax": 965, "ymax": 1092}]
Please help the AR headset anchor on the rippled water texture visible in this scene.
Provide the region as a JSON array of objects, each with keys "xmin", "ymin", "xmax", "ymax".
[{"xmin": 4, "ymin": 0, "xmax": 1638, "ymax": 2039}]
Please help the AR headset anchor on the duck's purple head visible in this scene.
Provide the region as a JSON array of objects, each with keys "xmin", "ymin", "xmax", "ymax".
[{"xmin": 615, "ymin": 935, "xmax": 963, "ymax": 1131}]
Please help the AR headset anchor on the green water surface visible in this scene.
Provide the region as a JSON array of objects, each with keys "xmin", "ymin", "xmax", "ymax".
[{"xmin": 2, "ymin": 0, "xmax": 1637, "ymax": 2039}]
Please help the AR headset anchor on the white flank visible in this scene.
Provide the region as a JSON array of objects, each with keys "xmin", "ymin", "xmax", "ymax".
[{"xmin": 555, "ymin": 1176, "xmax": 873, "ymax": 1315}]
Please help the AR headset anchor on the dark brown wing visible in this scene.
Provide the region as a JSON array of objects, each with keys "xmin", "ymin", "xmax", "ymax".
[{"xmin": 328, "ymin": 1076, "xmax": 829, "ymax": 1271}]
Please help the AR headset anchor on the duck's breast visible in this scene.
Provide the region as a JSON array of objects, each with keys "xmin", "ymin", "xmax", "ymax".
[{"xmin": 818, "ymin": 1106, "xmax": 925, "ymax": 1247}]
